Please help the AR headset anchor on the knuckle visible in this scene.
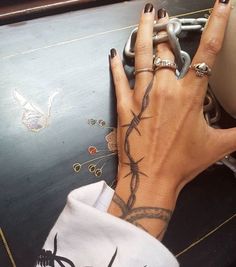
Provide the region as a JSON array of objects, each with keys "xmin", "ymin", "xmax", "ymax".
[
  {"xmin": 184, "ymin": 93, "xmax": 201, "ymax": 109},
  {"xmin": 155, "ymin": 84, "xmax": 173, "ymax": 100},
  {"xmin": 112, "ymin": 61, "xmax": 121, "ymax": 72},
  {"xmin": 214, "ymin": 8, "xmax": 228, "ymax": 21},
  {"xmin": 133, "ymin": 93, "xmax": 142, "ymax": 107},
  {"xmin": 135, "ymin": 41, "xmax": 152, "ymax": 56},
  {"xmin": 140, "ymin": 15, "xmax": 153, "ymax": 25},
  {"xmin": 113, "ymin": 73, "xmax": 122, "ymax": 84},
  {"xmin": 203, "ymin": 36, "xmax": 222, "ymax": 56},
  {"xmin": 157, "ymin": 43, "xmax": 171, "ymax": 54},
  {"xmin": 117, "ymin": 97, "xmax": 130, "ymax": 113},
  {"xmin": 112, "ymin": 66, "xmax": 123, "ymax": 84},
  {"xmin": 117, "ymin": 101, "xmax": 126, "ymax": 113},
  {"xmin": 182, "ymin": 86, "xmax": 202, "ymax": 109}
]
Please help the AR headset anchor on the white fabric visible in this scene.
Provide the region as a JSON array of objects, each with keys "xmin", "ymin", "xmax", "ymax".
[{"xmin": 36, "ymin": 181, "xmax": 179, "ymax": 267}]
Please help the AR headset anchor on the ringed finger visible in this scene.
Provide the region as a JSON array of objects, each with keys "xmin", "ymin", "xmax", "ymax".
[
  {"xmin": 154, "ymin": 9, "xmax": 176, "ymax": 81},
  {"xmin": 184, "ymin": 0, "xmax": 231, "ymax": 96},
  {"xmin": 134, "ymin": 3, "xmax": 155, "ymax": 88}
]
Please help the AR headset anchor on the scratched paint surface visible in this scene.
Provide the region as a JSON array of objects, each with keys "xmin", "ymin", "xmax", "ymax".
[{"xmin": 1, "ymin": 0, "xmax": 236, "ymax": 267}]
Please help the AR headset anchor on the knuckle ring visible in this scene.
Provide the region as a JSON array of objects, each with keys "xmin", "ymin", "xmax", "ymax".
[
  {"xmin": 133, "ymin": 68, "xmax": 154, "ymax": 75},
  {"xmin": 153, "ymin": 57, "xmax": 177, "ymax": 73},
  {"xmin": 189, "ymin": 62, "xmax": 212, "ymax": 77}
]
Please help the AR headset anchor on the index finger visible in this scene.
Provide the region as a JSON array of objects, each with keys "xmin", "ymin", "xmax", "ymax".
[{"xmin": 184, "ymin": 0, "xmax": 231, "ymax": 96}]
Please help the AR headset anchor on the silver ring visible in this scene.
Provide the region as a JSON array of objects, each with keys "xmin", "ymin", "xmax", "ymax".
[
  {"xmin": 189, "ymin": 62, "xmax": 212, "ymax": 77},
  {"xmin": 133, "ymin": 68, "xmax": 154, "ymax": 76},
  {"xmin": 153, "ymin": 57, "xmax": 177, "ymax": 72}
]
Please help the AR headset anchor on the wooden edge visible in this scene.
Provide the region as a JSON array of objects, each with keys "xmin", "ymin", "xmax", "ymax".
[{"xmin": 0, "ymin": 0, "xmax": 125, "ymax": 26}]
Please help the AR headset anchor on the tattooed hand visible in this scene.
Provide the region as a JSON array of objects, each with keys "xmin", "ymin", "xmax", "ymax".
[{"xmin": 108, "ymin": 1, "xmax": 234, "ymax": 239}]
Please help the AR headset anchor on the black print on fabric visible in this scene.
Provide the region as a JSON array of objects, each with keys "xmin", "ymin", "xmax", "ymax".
[
  {"xmin": 36, "ymin": 236, "xmax": 147, "ymax": 267},
  {"xmin": 35, "ymin": 234, "xmax": 75, "ymax": 267},
  {"xmin": 108, "ymin": 247, "xmax": 117, "ymax": 267},
  {"xmin": 35, "ymin": 234, "xmax": 118, "ymax": 267}
]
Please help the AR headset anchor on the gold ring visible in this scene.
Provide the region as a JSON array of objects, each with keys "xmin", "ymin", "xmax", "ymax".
[{"xmin": 133, "ymin": 68, "xmax": 154, "ymax": 76}]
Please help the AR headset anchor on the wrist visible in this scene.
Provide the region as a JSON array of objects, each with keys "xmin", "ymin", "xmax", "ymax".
[
  {"xmin": 116, "ymin": 165, "xmax": 182, "ymax": 206},
  {"xmin": 114, "ymin": 177, "xmax": 178, "ymax": 211},
  {"xmin": 109, "ymin": 175, "xmax": 176, "ymax": 239},
  {"xmin": 108, "ymin": 165, "xmax": 182, "ymax": 239}
]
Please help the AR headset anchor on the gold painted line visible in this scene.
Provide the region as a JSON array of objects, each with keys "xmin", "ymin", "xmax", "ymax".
[
  {"xmin": 170, "ymin": 8, "xmax": 212, "ymax": 18},
  {"xmin": 1, "ymin": 25, "xmax": 136, "ymax": 60},
  {"xmin": 0, "ymin": 8, "xmax": 211, "ymax": 60},
  {"xmin": 80, "ymin": 152, "xmax": 117, "ymax": 165},
  {"xmin": 0, "ymin": 227, "xmax": 17, "ymax": 267},
  {"xmin": 175, "ymin": 213, "xmax": 236, "ymax": 258},
  {"xmin": 102, "ymin": 126, "xmax": 116, "ymax": 129}
]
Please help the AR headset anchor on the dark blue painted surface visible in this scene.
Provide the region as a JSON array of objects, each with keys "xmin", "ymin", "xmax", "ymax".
[{"xmin": 1, "ymin": 0, "xmax": 236, "ymax": 266}]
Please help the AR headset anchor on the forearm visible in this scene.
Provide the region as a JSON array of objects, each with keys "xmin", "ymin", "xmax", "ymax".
[{"xmin": 108, "ymin": 167, "xmax": 179, "ymax": 240}]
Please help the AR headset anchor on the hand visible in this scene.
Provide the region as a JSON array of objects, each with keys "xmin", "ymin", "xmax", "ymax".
[{"xmin": 108, "ymin": 1, "xmax": 234, "ymax": 238}]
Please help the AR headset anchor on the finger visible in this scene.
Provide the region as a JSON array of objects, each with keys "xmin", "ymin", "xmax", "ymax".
[
  {"xmin": 110, "ymin": 48, "xmax": 131, "ymax": 101},
  {"xmin": 156, "ymin": 8, "xmax": 175, "ymax": 64},
  {"xmin": 155, "ymin": 8, "xmax": 175, "ymax": 79},
  {"xmin": 184, "ymin": 0, "xmax": 231, "ymax": 96},
  {"xmin": 134, "ymin": 3, "xmax": 155, "ymax": 88},
  {"xmin": 155, "ymin": 8, "xmax": 176, "ymax": 90}
]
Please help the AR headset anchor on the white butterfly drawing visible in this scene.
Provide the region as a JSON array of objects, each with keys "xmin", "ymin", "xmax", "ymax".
[{"xmin": 13, "ymin": 90, "xmax": 58, "ymax": 132}]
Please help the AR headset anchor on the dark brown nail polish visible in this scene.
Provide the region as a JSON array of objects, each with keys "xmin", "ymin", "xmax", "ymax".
[
  {"xmin": 110, "ymin": 48, "xmax": 117, "ymax": 59},
  {"xmin": 144, "ymin": 3, "xmax": 153, "ymax": 13},
  {"xmin": 219, "ymin": 0, "xmax": 229, "ymax": 3},
  {"xmin": 157, "ymin": 8, "xmax": 166, "ymax": 19}
]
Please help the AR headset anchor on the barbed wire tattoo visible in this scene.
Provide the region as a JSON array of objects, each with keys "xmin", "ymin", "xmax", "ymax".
[
  {"xmin": 122, "ymin": 78, "xmax": 154, "ymax": 209},
  {"xmin": 113, "ymin": 78, "xmax": 172, "ymax": 236}
]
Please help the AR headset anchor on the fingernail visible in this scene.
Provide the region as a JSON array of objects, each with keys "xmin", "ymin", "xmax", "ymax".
[
  {"xmin": 110, "ymin": 48, "xmax": 117, "ymax": 59},
  {"xmin": 157, "ymin": 8, "xmax": 166, "ymax": 19},
  {"xmin": 144, "ymin": 3, "xmax": 153, "ymax": 13},
  {"xmin": 219, "ymin": 0, "xmax": 229, "ymax": 3}
]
